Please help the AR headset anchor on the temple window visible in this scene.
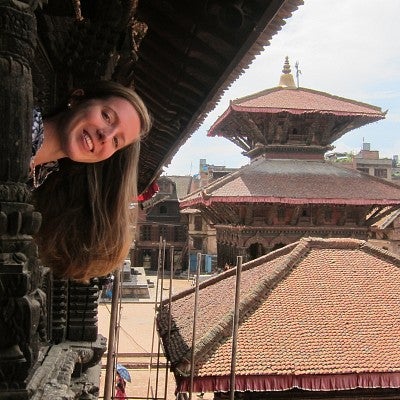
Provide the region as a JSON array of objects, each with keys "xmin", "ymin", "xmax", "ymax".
[
  {"xmin": 141, "ymin": 225, "xmax": 152, "ymax": 241},
  {"xmin": 174, "ymin": 226, "xmax": 185, "ymax": 242},
  {"xmin": 159, "ymin": 225, "xmax": 168, "ymax": 240},
  {"xmin": 194, "ymin": 216, "xmax": 203, "ymax": 231},
  {"xmin": 374, "ymin": 168, "xmax": 387, "ymax": 178},
  {"xmin": 193, "ymin": 237, "xmax": 203, "ymax": 250}
]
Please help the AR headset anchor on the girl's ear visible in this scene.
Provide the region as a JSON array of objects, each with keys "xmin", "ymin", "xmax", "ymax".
[{"xmin": 68, "ymin": 88, "xmax": 85, "ymax": 107}]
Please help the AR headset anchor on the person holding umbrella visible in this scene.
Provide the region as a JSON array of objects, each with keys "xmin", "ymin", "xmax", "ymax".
[{"xmin": 115, "ymin": 364, "xmax": 131, "ymax": 399}]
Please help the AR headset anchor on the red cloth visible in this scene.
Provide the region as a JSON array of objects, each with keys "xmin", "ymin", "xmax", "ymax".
[
  {"xmin": 177, "ymin": 372, "xmax": 400, "ymax": 393},
  {"xmin": 115, "ymin": 375, "xmax": 127, "ymax": 399},
  {"xmin": 137, "ymin": 181, "xmax": 159, "ymax": 202}
]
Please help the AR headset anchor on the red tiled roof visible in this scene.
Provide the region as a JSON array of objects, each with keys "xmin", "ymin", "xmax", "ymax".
[
  {"xmin": 235, "ymin": 87, "xmax": 384, "ymax": 115},
  {"xmin": 180, "ymin": 157, "xmax": 400, "ymax": 207},
  {"xmin": 208, "ymin": 87, "xmax": 385, "ymax": 137},
  {"xmin": 157, "ymin": 238, "xmax": 400, "ymax": 392}
]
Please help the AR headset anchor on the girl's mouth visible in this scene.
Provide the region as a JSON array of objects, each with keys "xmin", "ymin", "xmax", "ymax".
[{"xmin": 83, "ymin": 131, "xmax": 94, "ymax": 152}]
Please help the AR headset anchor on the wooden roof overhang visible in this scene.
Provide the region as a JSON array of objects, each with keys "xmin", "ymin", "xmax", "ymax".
[{"xmin": 32, "ymin": 0, "xmax": 303, "ymax": 193}]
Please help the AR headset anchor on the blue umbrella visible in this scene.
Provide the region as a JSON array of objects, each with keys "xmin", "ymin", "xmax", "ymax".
[{"xmin": 116, "ymin": 363, "xmax": 131, "ymax": 382}]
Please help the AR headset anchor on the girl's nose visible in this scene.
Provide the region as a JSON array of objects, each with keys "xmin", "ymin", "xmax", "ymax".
[{"xmin": 97, "ymin": 128, "xmax": 115, "ymax": 143}]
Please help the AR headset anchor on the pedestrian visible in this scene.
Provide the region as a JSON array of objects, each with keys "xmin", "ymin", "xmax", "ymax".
[
  {"xmin": 31, "ymin": 80, "xmax": 152, "ymax": 282},
  {"xmin": 115, "ymin": 372, "xmax": 127, "ymax": 399}
]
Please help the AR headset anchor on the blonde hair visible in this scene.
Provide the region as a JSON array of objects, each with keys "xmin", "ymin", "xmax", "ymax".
[{"xmin": 33, "ymin": 81, "xmax": 151, "ymax": 281}]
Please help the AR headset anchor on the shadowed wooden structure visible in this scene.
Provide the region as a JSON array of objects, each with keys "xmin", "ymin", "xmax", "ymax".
[{"xmin": 0, "ymin": 0, "xmax": 303, "ymax": 398}]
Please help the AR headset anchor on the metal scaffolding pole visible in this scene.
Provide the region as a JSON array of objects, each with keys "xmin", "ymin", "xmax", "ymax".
[
  {"xmin": 103, "ymin": 268, "xmax": 122, "ymax": 400},
  {"xmin": 164, "ymin": 245, "xmax": 174, "ymax": 400},
  {"xmin": 229, "ymin": 256, "xmax": 242, "ymax": 400},
  {"xmin": 155, "ymin": 239, "xmax": 167, "ymax": 399},
  {"xmin": 147, "ymin": 237, "xmax": 163, "ymax": 399},
  {"xmin": 189, "ymin": 252, "xmax": 201, "ymax": 400}
]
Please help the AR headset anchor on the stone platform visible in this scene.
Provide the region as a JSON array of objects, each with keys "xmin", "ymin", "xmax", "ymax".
[{"xmin": 121, "ymin": 266, "xmax": 151, "ymax": 299}]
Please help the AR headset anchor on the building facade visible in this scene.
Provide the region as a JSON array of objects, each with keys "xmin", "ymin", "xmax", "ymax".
[
  {"xmin": 134, "ymin": 176, "xmax": 191, "ymax": 274},
  {"xmin": 183, "ymin": 160, "xmax": 237, "ymax": 273}
]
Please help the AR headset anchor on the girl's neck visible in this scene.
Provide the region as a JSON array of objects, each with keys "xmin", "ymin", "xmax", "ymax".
[{"xmin": 34, "ymin": 115, "xmax": 65, "ymax": 165}]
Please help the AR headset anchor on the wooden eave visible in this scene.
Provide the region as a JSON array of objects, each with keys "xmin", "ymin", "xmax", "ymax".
[{"xmin": 33, "ymin": 0, "xmax": 304, "ymax": 193}]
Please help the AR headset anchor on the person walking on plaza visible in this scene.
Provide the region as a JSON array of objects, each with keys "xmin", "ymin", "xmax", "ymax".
[
  {"xmin": 115, "ymin": 372, "xmax": 127, "ymax": 399},
  {"xmin": 115, "ymin": 363, "xmax": 131, "ymax": 399}
]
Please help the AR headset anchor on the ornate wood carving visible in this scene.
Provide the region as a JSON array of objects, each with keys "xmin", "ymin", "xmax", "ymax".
[
  {"xmin": 0, "ymin": 2, "xmax": 44, "ymax": 396},
  {"xmin": 0, "ymin": 2, "xmax": 107, "ymax": 398}
]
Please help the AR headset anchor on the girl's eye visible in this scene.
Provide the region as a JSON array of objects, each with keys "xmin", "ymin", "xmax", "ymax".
[
  {"xmin": 102, "ymin": 111, "xmax": 111, "ymax": 123},
  {"xmin": 113, "ymin": 137, "xmax": 119, "ymax": 148}
]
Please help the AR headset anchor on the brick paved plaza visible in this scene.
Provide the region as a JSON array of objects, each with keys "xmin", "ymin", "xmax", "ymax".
[{"xmin": 98, "ymin": 278, "xmax": 209, "ymax": 400}]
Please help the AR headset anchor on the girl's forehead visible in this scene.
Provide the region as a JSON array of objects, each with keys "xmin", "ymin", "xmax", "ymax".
[{"xmin": 86, "ymin": 96, "xmax": 134, "ymax": 109}]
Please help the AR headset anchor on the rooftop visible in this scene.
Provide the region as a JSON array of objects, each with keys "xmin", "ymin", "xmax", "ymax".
[
  {"xmin": 180, "ymin": 157, "xmax": 400, "ymax": 207},
  {"xmin": 158, "ymin": 237, "xmax": 400, "ymax": 393}
]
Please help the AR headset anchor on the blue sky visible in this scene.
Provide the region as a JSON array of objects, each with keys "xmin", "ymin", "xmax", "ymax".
[{"xmin": 164, "ymin": 0, "xmax": 400, "ymax": 176}]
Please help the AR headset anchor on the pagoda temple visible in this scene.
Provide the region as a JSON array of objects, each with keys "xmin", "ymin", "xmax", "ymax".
[{"xmin": 180, "ymin": 58, "xmax": 400, "ymax": 266}]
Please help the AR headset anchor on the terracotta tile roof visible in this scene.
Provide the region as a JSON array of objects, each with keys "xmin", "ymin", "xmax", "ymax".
[
  {"xmin": 157, "ymin": 238, "xmax": 400, "ymax": 391},
  {"xmin": 180, "ymin": 157, "xmax": 400, "ymax": 207},
  {"xmin": 208, "ymin": 87, "xmax": 385, "ymax": 138},
  {"xmin": 234, "ymin": 87, "xmax": 384, "ymax": 115}
]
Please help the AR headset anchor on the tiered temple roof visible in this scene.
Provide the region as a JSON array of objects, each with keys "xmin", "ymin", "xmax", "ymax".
[
  {"xmin": 180, "ymin": 157, "xmax": 400, "ymax": 209},
  {"xmin": 208, "ymin": 57, "xmax": 386, "ymax": 160},
  {"xmin": 181, "ymin": 59, "xmax": 399, "ymax": 216}
]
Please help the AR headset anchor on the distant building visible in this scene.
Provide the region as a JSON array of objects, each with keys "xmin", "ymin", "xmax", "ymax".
[
  {"xmin": 134, "ymin": 176, "xmax": 192, "ymax": 273},
  {"xmin": 353, "ymin": 142, "xmax": 393, "ymax": 180},
  {"xmin": 191, "ymin": 159, "xmax": 238, "ymax": 191},
  {"xmin": 326, "ymin": 143, "xmax": 396, "ymax": 182},
  {"xmin": 183, "ymin": 160, "xmax": 238, "ymax": 273}
]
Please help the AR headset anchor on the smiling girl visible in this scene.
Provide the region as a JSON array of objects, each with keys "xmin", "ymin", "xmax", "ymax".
[{"xmin": 31, "ymin": 81, "xmax": 151, "ymax": 281}]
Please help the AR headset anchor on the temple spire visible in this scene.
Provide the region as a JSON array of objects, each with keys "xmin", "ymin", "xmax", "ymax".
[{"xmin": 278, "ymin": 56, "xmax": 296, "ymax": 88}]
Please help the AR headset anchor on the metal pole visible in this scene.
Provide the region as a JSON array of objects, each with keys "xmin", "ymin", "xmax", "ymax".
[
  {"xmin": 164, "ymin": 245, "xmax": 174, "ymax": 400},
  {"xmin": 155, "ymin": 239, "xmax": 167, "ymax": 400},
  {"xmin": 167, "ymin": 246, "xmax": 174, "ymax": 343},
  {"xmin": 103, "ymin": 268, "xmax": 122, "ymax": 400},
  {"xmin": 189, "ymin": 252, "xmax": 202, "ymax": 400},
  {"xmin": 147, "ymin": 237, "xmax": 163, "ymax": 400},
  {"xmin": 229, "ymin": 256, "xmax": 242, "ymax": 400},
  {"xmin": 187, "ymin": 236, "xmax": 191, "ymax": 282}
]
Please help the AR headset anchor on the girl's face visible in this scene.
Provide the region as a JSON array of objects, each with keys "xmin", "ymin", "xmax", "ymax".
[{"xmin": 60, "ymin": 96, "xmax": 141, "ymax": 163}]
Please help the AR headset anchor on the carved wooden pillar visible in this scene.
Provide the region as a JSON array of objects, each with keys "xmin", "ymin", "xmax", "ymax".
[{"xmin": 0, "ymin": 1, "xmax": 46, "ymax": 396}]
